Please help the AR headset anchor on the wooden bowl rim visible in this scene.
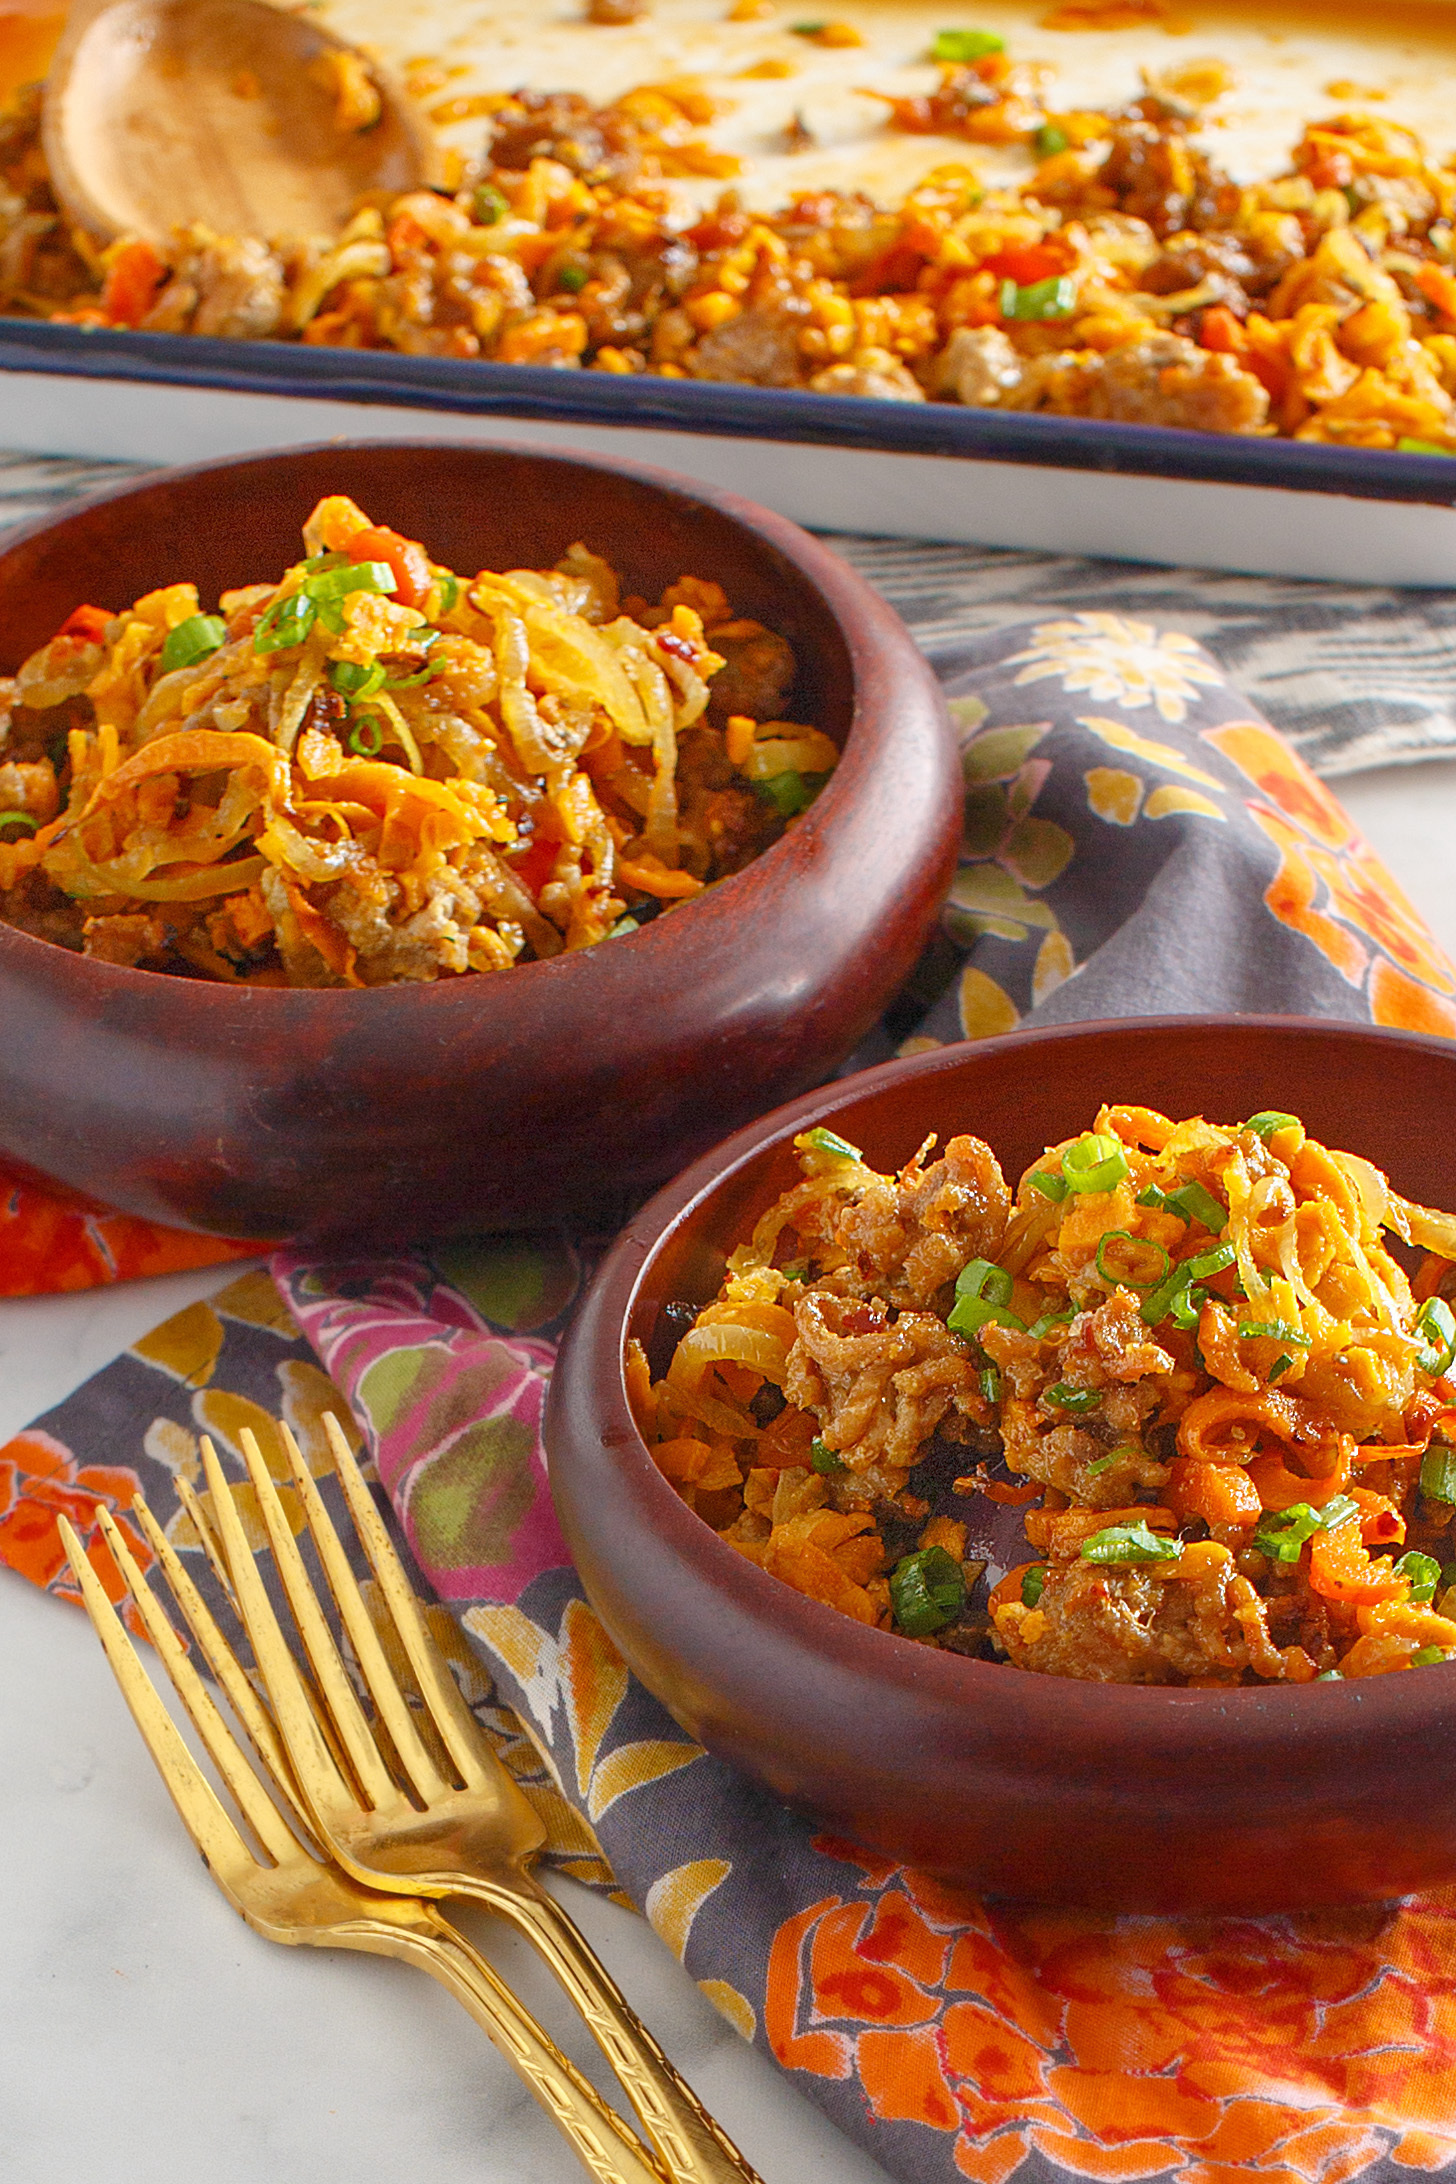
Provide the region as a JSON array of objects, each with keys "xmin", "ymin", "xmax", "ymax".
[
  {"xmin": 0, "ymin": 434, "xmax": 929, "ymax": 1010},
  {"xmin": 570, "ymin": 1011, "xmax": 1456, "ymax": 1745}
]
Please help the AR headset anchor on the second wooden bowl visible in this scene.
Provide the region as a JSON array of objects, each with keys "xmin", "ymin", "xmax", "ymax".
[{"xmin": 546, "ymin": 1016, "xmax": 1456, "ymax": 1913}]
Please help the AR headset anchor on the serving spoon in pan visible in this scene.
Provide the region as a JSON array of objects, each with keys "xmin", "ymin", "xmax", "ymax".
[{"xmin": 41, "ymin": 0, "xmax": 436, "ymax": 244}]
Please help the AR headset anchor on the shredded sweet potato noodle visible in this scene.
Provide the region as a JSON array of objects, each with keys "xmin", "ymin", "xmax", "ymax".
[
  {"xmin": 9, "ymin": 44, "xmax": 1456, "ymax": 449},
  {"xmin": 0, "ymin": 497, "xmax": 835, "ymax": 983},
  {"xmin": 638, "ymin": 1107, "xmax": 1456, "ymax": 1683}
]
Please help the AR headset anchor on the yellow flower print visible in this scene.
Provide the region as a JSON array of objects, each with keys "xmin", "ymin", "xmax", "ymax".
[
  {"xmin": 1006, "ymin": 614, "xmax": 1222, "ymax": 723},
  {"xmin": 1085, "ymin": 768, "xmax": 1143, "ymax": 825}
]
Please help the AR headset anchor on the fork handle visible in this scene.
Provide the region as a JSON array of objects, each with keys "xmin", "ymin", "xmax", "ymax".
[
  {"xmin": 368, "ymin": 1913, "xmax": 668, "ymax": 2184},
  {"xmin": 459, "ymin": 1871, "xmax": 766, "ymax": 2184}
]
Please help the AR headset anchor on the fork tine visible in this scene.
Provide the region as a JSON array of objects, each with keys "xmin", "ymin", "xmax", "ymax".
[
  {"xmin": 175, "ymin": 1472, "xmax": 240, "ymax": 1614},
  {"xmin": 231, "ymin": 1428, "xmax": 404, "ymax": 1808},
  {"xmin": 58, "ymin": 1516, "xmax": 276, "ymax": 1897},
  {"xmin": 198, "ymin": 1434, "xmax": 387, "ymax": 1812},
  {"xmin": 127, "ymin": 1491, "xmax": 301, "ymax": 1815},
  {"xmin": 274, "ymin": 1421, "xmax": 450, "ymax": 1804},
  {"xmin": 93, "ymin": 1507, "xmax": 304, "ymax": 1869},
  {"xmin": 321, "ymin": 1411, "xmax": 491, "ymax": 1787}
]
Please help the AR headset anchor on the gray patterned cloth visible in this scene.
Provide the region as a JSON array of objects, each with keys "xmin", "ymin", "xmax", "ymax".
[{"xmin": 4, "ymin": 448, "xmax": 1455, "ymax": 779}]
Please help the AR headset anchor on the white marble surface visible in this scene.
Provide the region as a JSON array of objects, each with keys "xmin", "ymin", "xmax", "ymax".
[{"xmin": 1, "ymin": 759, "xmax": 1452, "ymax": 2184}]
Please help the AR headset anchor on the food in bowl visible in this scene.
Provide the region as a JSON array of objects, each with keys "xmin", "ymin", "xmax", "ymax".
[
  {"xmin": 0, "ymin": 493, "xmax": 835, "ymax": 983},
  {"xmin": 6, "ymin": 27, "xmax": 1456, "ymax": 452},
  {"xmin": 636, "ymin": 1102, "xmax": 1456, "ymax": 1685}
]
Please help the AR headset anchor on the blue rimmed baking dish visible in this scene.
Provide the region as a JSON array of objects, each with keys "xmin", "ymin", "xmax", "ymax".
[{"xmin": 5, "ymin": 313, "xmax": 1456, "ymax": 583}]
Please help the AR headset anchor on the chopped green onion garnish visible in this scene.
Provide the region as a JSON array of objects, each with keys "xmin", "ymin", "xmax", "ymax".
[
  {"xmin": 347, "ymin": 714, "xmax": 385, "ymax": 758},
  {"xmin": 810, "ymin": 1439, "xmax": 848, "ymax": 1475},
  {"xmin": 1268, "ymin": 1352, "xmax": 1295, "ymax": 1383},
  {"xmin": 473, "ymin": 183, "xmax": 508, "ymax": 225},
  {"xmin": 1317, "ymin": 1669, "xmax": 1343, "ymax": 1680},
  {"xmin": 1085, "ymin": 1453, "xmax": 1117, "ymax": 1476},
  {"xmin": 947, "ymin": 1292, "xmax": 1024, "ymax": 1338},
  {"xmin": 1136, "ymin": 1185, "xmax": 1169, "ymax": 1210},
  {"xmin": 956, "ymin": 1259, "xmax": 1013, "ymax": 1306},
  {"xmin": 1397, "ymin": 438, "xmax": 1456, "ymax": 456},
  {"xmin": 1021, "ymin": 1564, "xmax": 1046, "ymax": 1606},
  {"xmin": 754, "ymin": 769, "xmax": 826, "ymax": 817},
  {"xmin": 1165, "ymin": 1181, "xmax": 1227, "ymax": 1233},
  {"xmin": 1095, "ymin": 1230, "xmax": 1170, "ymax": 1291},
  {"xmin": 1416, "ymin": 1296, "xmax": 1456, "ymax": 1379},
  {"xmin": 385, "ymin": 656, "xmax": 446, "ymax": 690},
  {"xmin": 0, "ymin": 809, "xmax": 38, "ymax": 835},
  {"xmin": 1035, "ymin": 121, "xmax": 1070, "ymax": 156},
  {"xmin": 1412, "ymin": 1646, "xmax": 1450, "ymax": 1666},
  {"xmin": 1140, "ymin": 1250, "xmax": 1229, "ymax": 1329},
  {"xmin": 306, "ymin": 561, "xmax": 397, "ymax": 604},
  {"xmin": 1167, "ymin": 1283, "xmax": 1206, "ymax": 1333},
  {"xmin": 979, "ymin": 1365, "xmax": 1001, "ymax": 1403},
  {"xmin": 1028, "ymin": 1169, "xmax": 1069, "ymax": 1202},
  {"xmin": 302, "ymin": 551, "xmax": 349, "ymax": 573},
  {"xmin": 1422, "ymin": 1447, "xmax": 1456, "ymax": 1504},
  {"xmin": 889, "ymin": 1545, "xmax": 966, "ymax": 1635},
  {"xmin": 804, "ymin": 1126, "xmax": 861, "ymax": 1162},
  {"xmin": 159, "ymin": 613, "xmax": 226, "ymax": 676},
  {"xmin": 1080, "ymin": 1520, "xmax": 1180, "ymax": 1567},
  {"xmin": 1029, "ymin": 1310, "xmax": 1074, "ymax": 1339},
  {"xmin": 1238, "ymin": 1320, "xmax": 1311, "ymax": 1345},
  {"xmin": 1394, "ymin": 1550, "xmax": 1443, "ymax": 1603},
  {"xmin": 330, "ymin": 659, "xmax": 387, "ymax": 698},
  {"xmin": 1253, "ymin": 1496, "xmax": 1360, "ymax": 1564},
  {"xmin": 253, "ymin": 590, "xmax": 317, "ymax": 654},
  {"xmin": 1001, "ymin": 274, "xmax": 1078, "ymax": 321},
  {"xmin": 436, "ymin": 572, "xmax": 460, "ymax": 614},
  {"xmin": 1244, "ymin": 1111, "xmax": 1298, "ymax": 1139},
  {"xmin": 1045, "ymin": 1382, "xmax": 1099, "ymax": 1414},
  {"xmin": 1062, "ymin": 1133, "xmax": 1129, "ymax": 1196},
  {"xmin": 931, "ymin": 27, "xmax": 1005, "ymax": 58},
  {"xmin": 557, "ymin": 263, "xmax": 588, "ymax": 292},
  {"xmin": 605, "ymin": 915, "xmax": 639, "ymax": 939}
]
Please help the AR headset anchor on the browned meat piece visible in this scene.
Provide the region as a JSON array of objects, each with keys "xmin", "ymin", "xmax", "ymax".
[
  {"xmin": 688, "ymin": 299, "xmax": 810, "ymax": 387},
  {"xmin": 82, "ymin": 912, "xmax": 173, "ymax": 968},
  {"xmin": 705, "ymin": 622, "xmax": 796, "ymax": 725},
  {"xmin": 1138, "ymin": 229, "xmax": 1257, "ymax": 297},
  {"xmin": 784, "ymin": 1291, "xmax": 985, "ymax": 1484},
  {"xmin": 936, "ymin": 325, "xmax": 1027, "ymax": 407},
  {"xmin": 489, "ymin": 93, "xmax": 611, "ymax": 177},
  {"xmin": 994, "ymin": 1543, "xmax": 1288, "ymax": 1684},
  {"xmin": 1094, "ymin": 98, "xmax": 1239, "ymax": 239},
  {"xmin": 1065, "ymin": 1288, "xmax": 1177, "ymax": 1384},
  {"xmin": 0, "ymin": 759, "xmax": 58, "ymax": 825},
  {"xmin": 808, "ymin": 353, "xmax": 926, "ymax": 401},
  {"xmin": 143, "ymin": 233, "xmax": 285, "ymax": 341},
  {"xmin": 834, "ymin": 1133, "xmax": 1012, "ymax": 1310},
  {"xmin": 1081, "ymin": 332, "xmax": 1269, "ymax": 434}
]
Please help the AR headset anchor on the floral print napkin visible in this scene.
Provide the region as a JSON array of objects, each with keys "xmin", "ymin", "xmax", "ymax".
[{"xmin": 4, "ymin": 611, "xmax": 1456, "ymax": 2184}]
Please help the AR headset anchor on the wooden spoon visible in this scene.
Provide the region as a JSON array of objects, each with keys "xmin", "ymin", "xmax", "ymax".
[{"xmin": 41, "ymin": 0, "xmax": 437, "ymax": 244}]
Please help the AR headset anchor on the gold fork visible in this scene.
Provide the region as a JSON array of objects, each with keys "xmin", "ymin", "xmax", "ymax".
[
  {"xmin": 196, "ymin": 1415, "xmax": 762, "ymax": 2184},
  {"xmin": 57, "ymin": 1511, "xmax": 670, "ymax": 2184}
]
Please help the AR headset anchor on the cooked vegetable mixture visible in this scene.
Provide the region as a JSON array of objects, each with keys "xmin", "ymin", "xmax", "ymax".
[
  {"xmin": 6, "ymin": 39, "xmax": 1456, "ymax": 450},
  {"xmin": 635, "ymin": 1106, "xmax": 1456, "ymax": 1682},
  {"xmin": 0, "ymin": 498, "xmax": 831, "ymax": 982}
]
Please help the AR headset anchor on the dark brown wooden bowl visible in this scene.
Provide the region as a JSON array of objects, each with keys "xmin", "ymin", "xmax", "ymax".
[
  {"xmin": 546, "ymin": 1015, "xmax": 1456, "ymax": 1913},
  {"xmin": 0, "ymin": 441, "xmax": 956, "ymax": 1243}
]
